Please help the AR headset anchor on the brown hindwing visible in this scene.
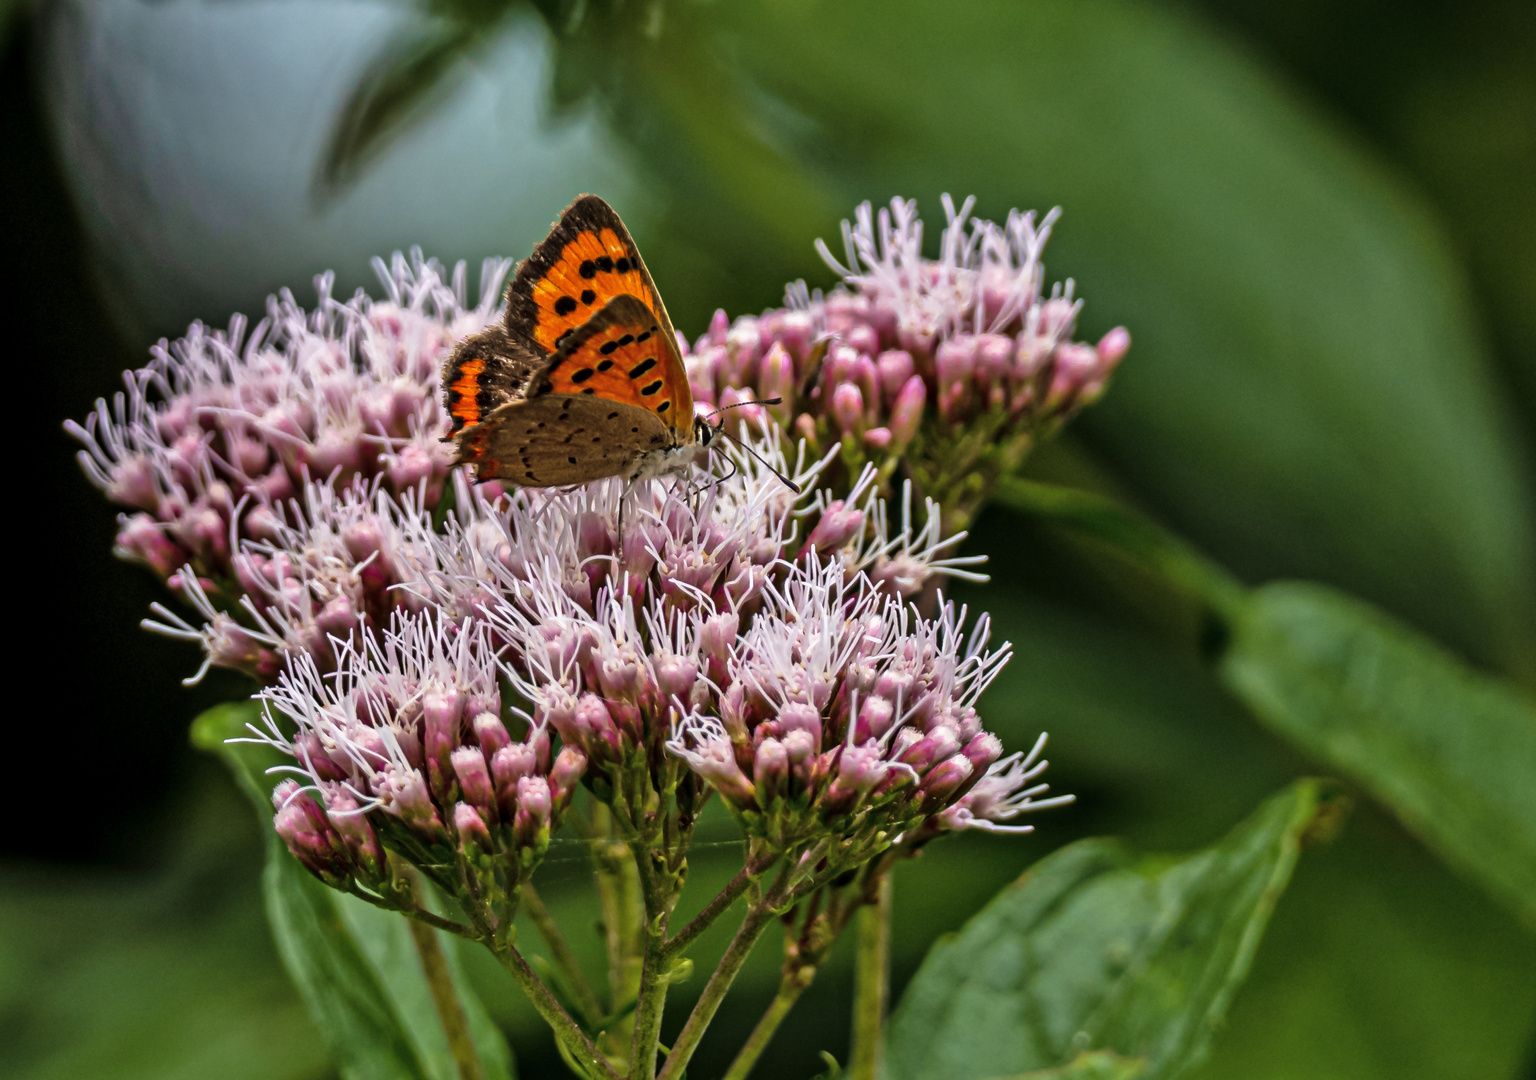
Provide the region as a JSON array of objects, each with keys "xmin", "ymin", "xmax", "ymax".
[
  {"xmin": 442, "ymin": 326, "xmax": 545, "ymax": 437},
  {"xmin": 505, "ymin": 195, "xmax": 679, "ymax": 356},
  {"xmin": 473, "ymin": 394, "xmax": 674, "ymax": 487}
]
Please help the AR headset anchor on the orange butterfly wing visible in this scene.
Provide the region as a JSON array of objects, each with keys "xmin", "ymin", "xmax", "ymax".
[
  {"xmin": 507, "ymin": 194, "xmax": 679, "ymax": 357},
  {"xmin": 536, "ymin": 294, "xmax": 692, "ymax": 434}
]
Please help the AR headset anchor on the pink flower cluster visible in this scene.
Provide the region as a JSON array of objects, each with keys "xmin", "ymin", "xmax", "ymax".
[
  {"xmin": 666, "ymin": 561, "xmax": 1070, "ymax": 862},
  {"xmin": 260, "ymin": 614, "xmax": 583, "ymax": 894},
  {"xmin": 249, "ymin": 438, "xmax": 1061, "ymax": 881},
  {"xmin": 67, "ymin": 252, "xmax": 507, "ymax": 591},
  {"xmin": 683, "ymin": 196, "xmax": 1129, "ymax": 521}
]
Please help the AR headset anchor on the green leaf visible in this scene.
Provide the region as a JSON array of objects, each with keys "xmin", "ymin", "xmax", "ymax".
[
  {"xmin": 192, "ymin": 701, "xmax": 514, "ymax": 1080},
  {"xmin": 1220, "ymin": 582, "xmax": 1536, "ymax": 931},
  {"xmin": 885, "ymin": 781, "xmax": 1334, "ymax": 1080},
  {"xmin": 1012, "ymin": 1050, "xmax": 1149, "ymax": 1080},
  {"xmin": 995, "ymin": 478, "xmax": 1536, "ymax": 930}
]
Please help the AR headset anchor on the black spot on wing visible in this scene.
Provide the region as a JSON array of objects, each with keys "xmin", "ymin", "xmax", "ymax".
[
  {"xmin": 554, "ymin": 296, "xmax": 577, "ymax": 316},
  {"xmin": 628, "ymin": 357, "xmax": 657, "ymax": 379}
]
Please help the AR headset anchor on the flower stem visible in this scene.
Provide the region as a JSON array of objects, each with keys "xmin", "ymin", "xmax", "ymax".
[
  {"xmin": 491, "ymin": 939, "xmax": 623, "ymax": 1080},
  {"xmin": 848, "ymin": 874, "xmax": 893, "ymax": 1080},
  {"xmin": 663, "ymin": 857, "xmax": 770, "ymax": 961},
  {"xmin": 655, "ymin": 898, "xmax": 778, "ymax": 1080},
  {"xmin": 405, "ymin": 915, "xmax": 488, "ymax": 1080},
  {"xmin": 720, "ymin": 963, "xmax": 815, "ymax": 1080},
  {"xmin": 523, "ymin": 883, "xmax": 605, "ymax": 1026}
]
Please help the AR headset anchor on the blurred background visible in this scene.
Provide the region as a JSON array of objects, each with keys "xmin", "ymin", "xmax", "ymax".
[{"xmin": 5, "ymin": 0, "xmax": 1533, "ymax": 1077}]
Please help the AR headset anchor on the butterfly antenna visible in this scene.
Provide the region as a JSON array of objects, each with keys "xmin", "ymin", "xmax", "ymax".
[{"xmin": 717, "ymin": 429, "xmax": 801, "ymax": 494}]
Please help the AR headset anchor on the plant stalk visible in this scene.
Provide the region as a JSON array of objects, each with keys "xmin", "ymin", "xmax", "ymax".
[
  {"xmin": 720, "ymin": 963, "xmax": 815, "ymax": 1080},
  {"xmin": 406, "ymin": 915, "xmax": 488, "ymax": 1080},
  {"xmin": 655, "ymin": 899, "xmax": 778, "ymax": 1080},
  {"xmin": 523, "ymin": 883, "xmax": 605, "ymax": 1025},
  {"xmin": 848, "ymin": 874, "xmax": 893, "ymax": 1080},
  {"xmin": 491, "ymin": 940, "xmax": 624, "ymax": 1080}
]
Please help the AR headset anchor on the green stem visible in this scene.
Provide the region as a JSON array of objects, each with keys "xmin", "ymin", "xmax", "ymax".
[
  {"xmin": 663, "ymin": 859, "xmax": 767, "ymax": 961},
  {"xmin": 628, "ymin": 914, "xmax": 671, "ymax": 1080},
  {"xmin": 491, "ymin": 939, "xmax": 623, "ymax": 1080},
  {"xmin": 655, "ymin": 899, "xmax": 778, "ymax": 1080},
  {"xmin": 406, "ymin": 915, "xmax": 488, "ymax": 1080},
  {"xmin": 720, "ymin": 963, "xmax": 815, "ymax": 1080},
  {"xmin": 524, "ymin": 883, "xmax": 605, "ymax": 1026},
  {"xmin": 344, "ymin": 884, "xmax": 477, "ymax": 938},
  {"xmin": 848, "ymin": 874, "xmax": 892, "ymax": 1080}
]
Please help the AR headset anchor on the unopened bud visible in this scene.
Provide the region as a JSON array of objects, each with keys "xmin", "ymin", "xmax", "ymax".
[
  {"xmin": 919, "ymin": 754, "xmax": 973, "ymax": 801},
  {"xmin": 423, "ymin": 690, "xmax": 463, "ymax": 793},
  {"xmin": 656, "ymin": 655, "xmax": 699, "ymax": 706},
  {"xmin": 855, "ymin": 695, "xmax": 896, "ymax": 742},
  {"xmin": 550, "ymin": 746, "xmax": 588, "ymax": 811},
  {"xmin": 962, "ymin": 732, "xmax": 1003, "ymax": 774},
  {"xmin": 492, "ymin": 742, "xmax": 538, "ymax": 818},
  {"xmin": 514, "ymin": 776, "xmax": 553, "ymax": 850},
  {"xmin": 472, "ymin": 712, "xmax": 512, "ymax": 758},
  {"xmin": 804, "ymin": 500, "xmax": 865, "ymax": 554},
  {"xmin": 454, "ymin": 802, "xmax": 493, "ymax": 852},
  {"xmin": 450, "ymin": 746, "xmax": 496, "ymax": 814},
  {"xmin": 888, "ymin": 375, "xmax": 927, "ymax": 447},
  {"xmin": 830, "ymin": 383, "xmax": 865, "ymax": 435},
  {"xmin": 754, "ymin": 738, "xmax": 790, "ymax": 802}
]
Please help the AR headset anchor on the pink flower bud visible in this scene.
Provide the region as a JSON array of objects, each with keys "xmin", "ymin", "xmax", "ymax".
[
  {"xmin": 514, "ymin": 776, "xmax": 553, "ymax": 849},
  {"xmin": 936, "ymin": 336, "xmax": 976, "ymax": 421},
  {"xmin": 307, "ymin": 428, "xmax": 363, "ymax": 479},
  {"xmin": 777, "ymin": 702, "xmax": 822, "ymax": 748},
  {"xmin": 454, "ymin": 802, "xmax": 493, "ymax": 852},
  {"xmin": 877, "ymin": 350, "xmax": 916, "ymax": 404},
  {"xmin": 656, "ymin": 655, "xmax": 699, "ymax": 706},
  {"xmin": 423, "ymin": 689, "xmax": 463, "ymax": 792},
  {"xmin": 451, "ymin": 746, "xmax": 497, "ymax": 813},
  {"xmin": 804, "ymin": 500, "xmax": 866, "ymax": 553},
  {"xmin": 323, "ymin": 787, "xmax": 384, "ymax": 879},
  {"xmin": 974, "ymin": 333, "xmax": 1013, "ymax": 410},
  {"xmin": 919, "ymin": 755, "xmax": 973, "ymax": 801},
  {"xmin": 844, "ymin": 323, "xmax": 880, "ymax": 357},
  {"xmin": 863, "ymin": 426, "xmax": 892, "ymax": 450},
  {"xmin": 115, "ymin": 514, "xmax": 186, "ymax": 577},
  {"xmin": 825, "ymin": 745, "xmax": 888, "ymax": 813},
  {"xmin": 963, "ymin": 733, "xmax": 1003, "ymax": 774},
  {"xmin": 550, "ymin": 746, "xmax": 588, "ymax": 810},
  {"xmin": 888, "ymin": 375, "xmax": 927, "ymax": 447},
  {"xmin": 855, "ymin": 695, "xmax": 896, "ymax": 742},
  {"xmin": 1096, "ymin": 326, "xmax": 1131, "ymax": 369},
  {"xmin": 374, "ymin": 767, "xmax": 445, "ymax": 841},
  {"xmin": 108, "ymin": 455, "xmax": 160, "ymax": 511},
  {"xmin": 831, "ymin": 383, "xmax": 866, "ymax": 435},
  {"xmin": 754, "ymin": 738, "xmax": 790, "ymax": 802},
  {"xmin": 472, "ymin": 712, "xmax": 512, "ymax": 759},
  {"xmin": 757, "ymin": 341, "xmax": 796, "ymax": 416},
  {"xmin": 573, "ymin": 693, "xmax": 623, "ymax": 757},
  {"xmin": 704, "ymin": 307, "xmax": 730, "ymax": 347},
  {"xmin": 492, "ymin": 743, "xmax": 538, "ymax": 817},
  {"xmin": 315, "ymin": 595, "xmax": 360, "ymax": 639},
  {"xmin": 777, "ymin": 310, "xmax": 815, "ymax": 361},
  {"xmin": 388, "ymin": 441, "xmax": 436, "ymax": 493},
  {"xmin": 781, "ymin": 728, "xmax": 818, "ymax": 785},
  {"xmin": 700, "ymin": 612, "xmax": 739, "ymax": 685},
  {"xmin": 1045, "ymin": 343, "xmax": 1100, "ymax": 411}
]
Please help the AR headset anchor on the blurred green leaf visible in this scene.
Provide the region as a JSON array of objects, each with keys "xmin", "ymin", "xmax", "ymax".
[
  {"xmin": 1221, "ymin": 582, "xmax": 1536, "ymax": 931},
  {"xmin": 1013, "ymin": 1051, "xmax": 1149, "ymax": 1079},
  {"xmin": 317, "ymin": 18, "xmax": 494, "ymax": 196},
  {"xmin": 530, "ymin": 0, "xmax": 1536, "ymax": 674},
  {"xmin": 1185, "ymin": 803, "xmax": 1536, "ymax": 1080},
  {"xmin": 995, "ymin": 478, "xmax": 1536, "ymax": 930},
  {"xmin": 885, "ymin": 780, "xmax": 1333, "ymax": 1080},
  {"xmin": 0, "ymin": 764, "xmax": 329, "ymax": 1080},
  {"xmin": 193, "ymin": 702, "xmax": 514, "ymax": 1080}
]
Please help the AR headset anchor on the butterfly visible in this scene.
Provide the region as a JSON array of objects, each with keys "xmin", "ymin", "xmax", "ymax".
[{"xmin": 442, "ymin": 195, "xmax": 718, "ymax": 488}]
